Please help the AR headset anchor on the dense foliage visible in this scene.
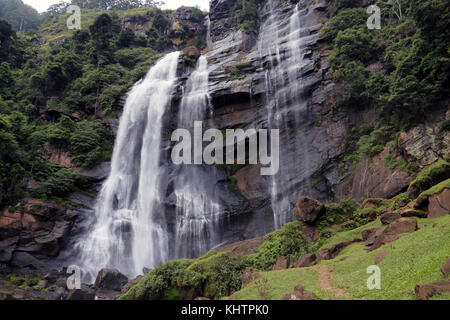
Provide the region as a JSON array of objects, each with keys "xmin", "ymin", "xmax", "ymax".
[{"xmin": 325, "ymin": 0, "xmax": 449, "ymax": 164}]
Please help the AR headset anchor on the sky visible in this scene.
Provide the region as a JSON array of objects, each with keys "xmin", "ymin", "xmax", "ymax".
[{"xmin": 23, "ymin": 0, "xmax": 210, "ymax": 13}]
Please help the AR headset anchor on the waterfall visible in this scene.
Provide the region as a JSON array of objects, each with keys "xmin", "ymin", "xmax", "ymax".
[
  {"xmin": 258, "ymin": 0, "xmax": 313, "ymax": 228},
  {"xmin": 76, "ymin": 52, "xmax": 181, "ymax": 281},
  {"xmin": 172, "ymin": 56, "xmax": 222, "ymax": 258},
  {"xmin": 205, "ymin": 15, "xmax": 213, "ymax": 47}
]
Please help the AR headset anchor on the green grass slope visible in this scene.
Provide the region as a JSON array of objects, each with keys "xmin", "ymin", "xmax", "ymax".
[{"xmin": 232, "ymin": 215, "xmax": 450, "ymax": 300}]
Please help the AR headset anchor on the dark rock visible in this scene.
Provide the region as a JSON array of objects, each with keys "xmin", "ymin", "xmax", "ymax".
[
  {"xmin": 399, "ymin": 208, "xmax": 427, "ymax": 218},
  {"xmin": 367, "ymin": 209, "xmax": 377, "ymax": 222},
  {"xmin": 273, "ymin": 256, "xmax": 289, "ymax": 270},
  {"xmin": 0, "ymin": 236, "xmax": 18, "ymax": 263},
  {"xmin": 441, "ymin": 258, "xmax": 450, "ymax": 278},
  {"xmin": 95, "ymin": 268, "xmax": 128, "ymax": 291},
  {"xmin": 364, "ymin": 227, "xmax": 385, "ymax": 246},
  {"xmin": 299, "ymin": 223, "xmax": 319, "ymax": 242},
  {"xmin": 66, "ymin": 284, "xmax": 95, "ymax": 300},
  {"xmin": 11, "ymin": 252, "xmax": 44, "ymax": 270},
  {"xmin": 95, "ymin": 288, "xmax": 121, "ymax": 300},
  {"xmin": 415, "ymin": 280, "xmax": 450, "ymax": 300},
  {"xmin": 294, "ymin": 197, "xmax": 325, "ymax": 223},
  {"xmin": 380, "ymin": 211, "xmax": 401, "ymax": 225},
  {"xmin": 369, "ymin": 218, "xmax": 417, "ymax": 251},
  {"xmin": 317, "ymin": 239, "xmax": 361, "ymax": 262},
  {"xmin": 241, "ymin": 267, "xmax": 260, "ymax": 289},
  {"xmin": 292, "ymin": 253, "xmax": 316, "ymax": 268}
]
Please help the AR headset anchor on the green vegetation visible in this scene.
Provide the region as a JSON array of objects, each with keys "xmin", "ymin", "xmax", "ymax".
[
  {"xmin": 231, "ymin": 215, "xmax": 450, "ymax": 300},
  {"xmin": 408, "ymin": 160, "xmax": 450, "ymax": 194},
  {"xmin": 120, "ymin": 221, "xmax": 311, "ymax": 300},
  {"xmin": 325, "ymin": 0, "xmax": 450, "ymax": 165},
  {"xmin": 247, "ymin": 221, "xmax": 310, "ymax": 270},
  {"xmin": 0, "ymin": 4, "xmax": 206, "ymax": 207},
  {"xmin": 231, "ymin": 0, "xmax": 266, "ymax": 34}
]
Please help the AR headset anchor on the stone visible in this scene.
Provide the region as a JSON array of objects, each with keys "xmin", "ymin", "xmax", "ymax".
[
  {"xmin": 241, "ymin": 267, "xmax": 260, "ymax": 289},
  {"xmin": 369, "ymin": 218, "xmax": 417, "ymax": 251},
  {"xmin": 380, "ymin": 211, "xmax": 401, "ymax": 225},
  {"xmin": 294, "ymin": 197, "xmax": 324, "ymax": 223},
  {"xmin": 317, "ymin": 239, "xmax": 361, "ymax": 262},
  {"xmin": 364, "ymin": 227, "xmax": 385, "ymax": 246},
  {"xmin": 66, "ymin": 284, "xmax": 95, "ymax": 300},
  {"xmin": 415, "ymin": 280, "xmax": 450, "ymax": 300},
  {"xmin": 11, "ymin": 252, "xmax": 44, "ymax": 270},
  {"xmin": 441, "ymin": 258, "xmax": 450, "ymax": 278},
  {"xmin": 95, "ymin": 268, "xmax": 128, "ymax": 291},
  {"xmin": 367, "ymin": 210, "xmax": 377, "ymax": 222},
  {"xmin": 398, "ymin": 208, "xmax": 427, "ymax": 218},
  {"xmin": 273, "ymin": 256, "xmax": 289, "ymax": 270},
  {"xmin": 292, "ymin": 253, "xmax": 316, "ymax": 268},
  {"xmin": 374, "ymin": 250, "xmax": 389, "ymax": 264},
  {"xmin": 427, "ymin": 188, "xmax": 450, "ymax": 218}
]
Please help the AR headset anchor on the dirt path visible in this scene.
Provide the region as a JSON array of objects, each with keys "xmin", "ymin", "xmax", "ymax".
[{"xmin": 317, "ymin": 265, "xmax": 351, "ymax": 299}]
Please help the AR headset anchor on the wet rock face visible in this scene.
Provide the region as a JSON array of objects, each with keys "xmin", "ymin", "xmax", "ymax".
[{"xmin": 95, "ymin": 268, "xmax": 128, "ymax": 291}]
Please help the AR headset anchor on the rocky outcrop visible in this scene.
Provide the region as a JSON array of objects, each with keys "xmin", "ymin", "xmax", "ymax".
[
  {"xmin": 398, "ymin": 109, "xmax": 450, "ymax": 168},
  {"xmin": 317, "ymin": 239, "xmax": 361, "ymax": 262},
  {"xmin": 345, "ymin": 146, "xmax": 414, "ymax": 202}
]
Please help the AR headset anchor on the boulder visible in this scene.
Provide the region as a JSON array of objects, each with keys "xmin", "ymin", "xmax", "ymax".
[
  {"xmin": 317, "ymin": 239, "xmax": 361, "ymax": 262},
  {"xmin": 11, "ymin": 252, "xmax": 44, "ymax": 270},
  {"xmin": 427, "ymin": 188, "xmax": 450, "ymax": 218},
  {"xmin": 441, "ymin": 258, "xmax": 450, "ymax": 278},
  {"xmin": 281, "ymin": 285, "xmax": 316, "ymax": 300},
  {"xmin": 415, "ymin": 280, "xmax": 450, "ymax": 300},
  {"xmin": 241, "ymin": 267, "xmax": 260, "ymax": 289},
  {"xmin": 95, "ymin": 268, "xmax": 128, "ymax": 291},
  {"xmin": 273, "ymin": 256, "xmax": 289, "ymax": 270},
  {"xmin": 292, "ymin": 253, "xmax": 316, "ymax": 268},
  {"xmin": 66, "ymin": 284, "xmax": 95, "ymax": 300},
  {"xmin": 380, "ymin": 211, "xmax": 401, "ymax": 225},
  {"xmin": 364, "ymin": 227, "xmax": 386, "ymax": 246},
  {"xmin": 294, "ymin": 197, "xmax": 324, "ymax": 223},
  {"xmin": 369, "ymin": 218, "xmax": 417, "ymax": 251},
  {"xmin": 398, "ymin": 208, "xmax": 427, "ymax": 218}
]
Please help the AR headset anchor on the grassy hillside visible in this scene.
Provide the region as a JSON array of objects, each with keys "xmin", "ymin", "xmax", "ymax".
[{"xmin": 234, "ymin": 215, "xmax": 449, "ymax": 300}]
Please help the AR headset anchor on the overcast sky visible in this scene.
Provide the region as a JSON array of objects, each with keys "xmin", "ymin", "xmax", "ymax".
[{"xmin": 23, "ymin": 0, "xmax": 210, "ymax": 13}]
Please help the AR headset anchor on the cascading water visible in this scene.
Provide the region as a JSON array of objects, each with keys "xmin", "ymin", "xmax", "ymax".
[
  {"xmin": 172, "ymin": 56, "xmax": 223, "ymax": 258},
  {"xmin": 258, "ymin": 0, "xmax": 315, "ymax": 228},
  {"xmin": 205, "ymin": 15, "xmax": 213, "ymax": 47},
  {"xmin": 76, "ymin": 52, "xmax": 181, "ymax": 281}
]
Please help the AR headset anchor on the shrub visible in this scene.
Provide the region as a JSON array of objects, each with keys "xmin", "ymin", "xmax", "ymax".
[{"xmin": 248, "ymin": 221, "xmax": 310, "ymax": 270}]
